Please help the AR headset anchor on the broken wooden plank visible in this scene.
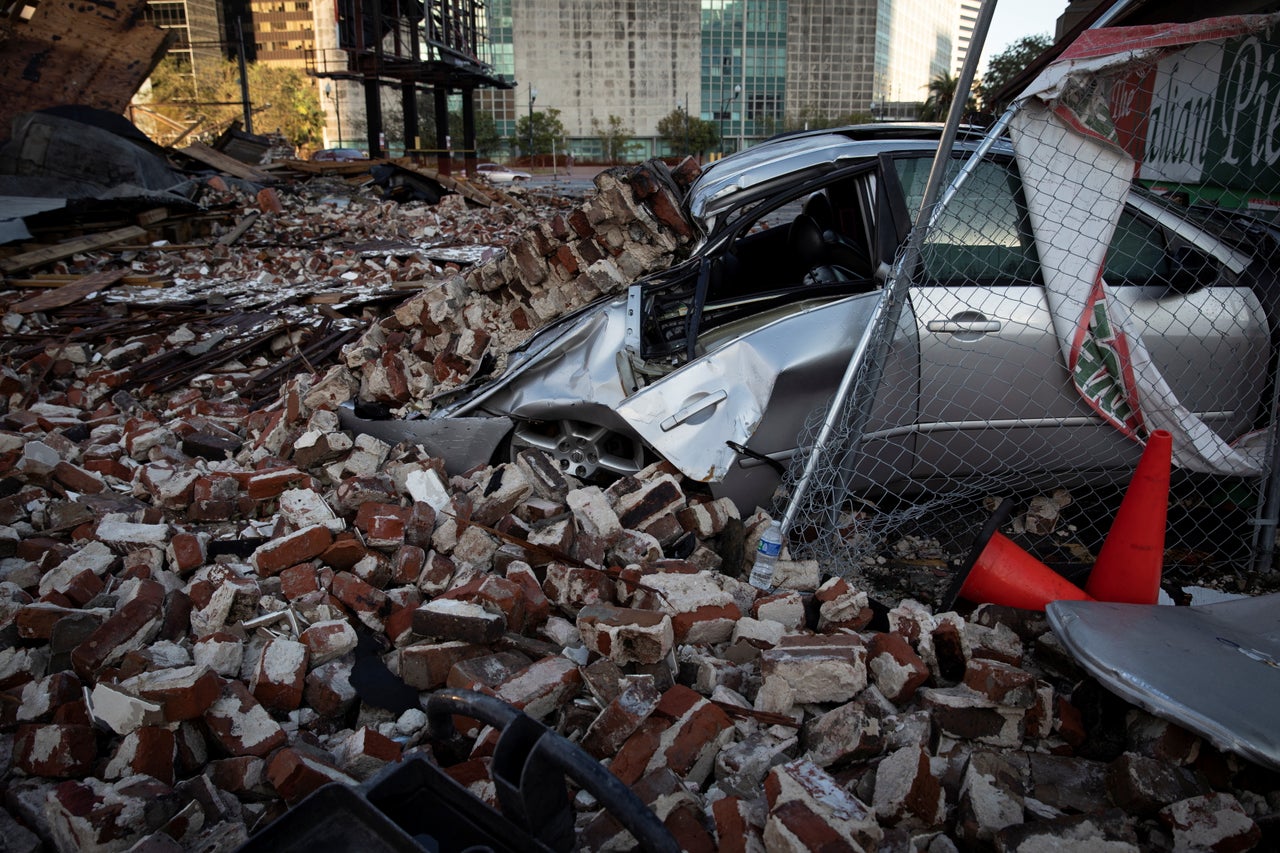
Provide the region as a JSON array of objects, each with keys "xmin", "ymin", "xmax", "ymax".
[
  {"xmin": 136, "ymin": 208, "xmax": 172, "ymax": 227},
  {"xmin": 304, "ymin": 292, "xmax": 354, "ymax": 305},
  {"xmin": 11, "ymin": 270, "xmax": 129, "ymax": 313},
  {"xmin": 279, "ymin": 159, "xmax": 377, "ymax": 177},
  {"xmin": 389, "ymin": 159, "xmax": 514, "ymax": 209},
  {"xmin": 0, "ymin": 226, "xmax": 148, "ymax": 274},
  {"xmin": 180, "ymin": 142, "xmax": 273, "ymax": 183},
  {"xmin": 6, "ymin": 274, "xmax": 168, "ymax": 289},
  {"xmin": 218, "ymin": 212, "xmax": 262, "ymax": 246}
]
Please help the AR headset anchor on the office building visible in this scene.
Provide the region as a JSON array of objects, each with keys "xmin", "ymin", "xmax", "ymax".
[{"xmin": 477, "ymin": 0, "xmax": 966, "ymax": 158}]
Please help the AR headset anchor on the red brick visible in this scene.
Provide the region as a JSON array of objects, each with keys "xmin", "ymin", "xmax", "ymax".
[
  {"xmin": 542, "ymin": 562, "xmax": 614, "ymax": 614},
  {"xmin": 577, "ymin": 603, "xmax": 673, "ymax": 666},
  {"xmin": 52, "ymin": 461, "xmax": 105, "ymax": 494},
  {"xmin": 203, "ymin": 679, "xmax": 287, "ymax": 757},
  {"xmin": 391, "ymin": 545, "xmax": 426, "ymax": 585},
  {"xmin": 963, "ymin": 658, "xmax": 1036, "ymax": 708},
  {"xmin": 413, "ymin": 599, "xmax": 505, "ymax": 644},
  {"xmin": 83, "ymin": 458, "xmax": 133, "ymax": 481},
  {"xmin": 206, "ymin": 756, "xmax": 268, "ymax": 796},
  {"xmin": 257, "ymin": 188, "xmax": 285, "ymax": 213},
  {"xmin": 306, "ymin": 658, "xmax": 358, "ymax": 718},
  {"xmin": 401, "ymin": 641, "xmax": 490, "ymax": 690},
  {"xmin": 71, "ymin": 579, "xmax": 165, "ymax": 680},
  {"xmin": 867, "ymin": 632, "xmax": 930, "ymax": 705},
  {"xmin": 300, "ymin": 619, "xmax": 357, "ymax": 666},
  {"xmin": 279, "ymin": 563, "xmax": 322, "ymax": 600},
  {"xmin": 354, "ymin": 501, "xmax": 409, "ymax": 534},
  {"xmin": 340, "ymin": 727, "xmax": 403, "ymax": 779},
  {"xmin": 671, "ymin": 603, "xmax": 741, "ymax": 645},
  {"xmin": 266, "ymin": 747, "xmax": 356, "ymax": 804},
  {"xmin": 167, "ymin": 531, "xmax": 207, "ymax": 576},
  {"xmin": 245, "ymin": 467, "xmax": 308, "ymax": 500},
  {"xmin": 127, "ymin": 665, "xmax": 223, "ymax": 721},
  {"xmin": 16, "ymin": 601, "xmax": 82, "ymax": 639},
  {"xmin": 251, "ymin": 524, "xmax": 333, "ymax": 576},
  {"xmin": 582, "ymin": 677, "xmax": 662, "ymax": 759},
  {"xmin": 496, "ymin": 656, "xmax": 582, "ymax": 720},
  {"xmin": 612, "ymin": 718, "xmax": 665, "ymax": 786},
  {"xmin": 251, "ymin": 637, "xmax": 308, "ymax": 713},
  {"xmin": 107, "ymin": 726, "xmax": 176, "ymax": 785},
  {"xmin": 14, "ymin": 724, "xmax": 97, "ymax": 777},
  {"xmin": 447, "ymin": 652, "xmax": 531, "ymax": 691},
  {"xmin": 505, "ymin": 563, "xmax": 550, "ymax": 627},
  {"xmin": 712, "ymin": 796, "xmax": 757, "ymax": 853},
  {"xmin": 332, "ymin": 571, "xmax": 392, "ymax": 630},
  {"xmin": 385, "ymin": 590, "xmax": 422, "ymax": 644}
]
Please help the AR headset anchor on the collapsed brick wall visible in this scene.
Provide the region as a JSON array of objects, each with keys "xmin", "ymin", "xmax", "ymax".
[
  {"xmin": 0, "ymin": 157, "xmax": 1274, "ymax": 853},
  {"xmin": 337, "ymin": 158, "xmax": 702, "ymax": 412},
  {"xmin": 2, "ymin": 389, "xmax": 1275, "ymax": 851}
]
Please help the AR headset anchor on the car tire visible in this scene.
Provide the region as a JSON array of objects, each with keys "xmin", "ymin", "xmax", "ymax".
[{"xmin": 505, "ymin": 419, "xmax": 649, "ymax": 482}]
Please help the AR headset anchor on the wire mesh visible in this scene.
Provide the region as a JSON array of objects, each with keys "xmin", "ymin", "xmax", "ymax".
[{"xmin": 776, "ymin": 19, "xmax": 1280, "ymax": 606}]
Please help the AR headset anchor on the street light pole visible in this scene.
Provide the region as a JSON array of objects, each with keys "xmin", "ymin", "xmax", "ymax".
[
  {"xmin": 528, "ymin": 86, "xmax": 537, "ymax": 164},
  {"xmin": 718, "ymin": 83, "xmax": 740, "ymax": 157},
  {"xmin": 683, "ymin": 93, "xmax": 688, "ymax": 157},
  {"xmin": 324, "ymin": 83, "xmax": 343, "ymax": 147}
]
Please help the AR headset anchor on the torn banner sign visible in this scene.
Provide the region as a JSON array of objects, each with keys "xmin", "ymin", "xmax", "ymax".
[{"xmin": 1008, "ymin": 13, "xmax": 1280, "ymax": 476}]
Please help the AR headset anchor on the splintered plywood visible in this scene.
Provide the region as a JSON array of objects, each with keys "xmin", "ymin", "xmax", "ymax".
[{"xmin": 0, "ymin": 0, "xmax": 174, "ymax": 123}]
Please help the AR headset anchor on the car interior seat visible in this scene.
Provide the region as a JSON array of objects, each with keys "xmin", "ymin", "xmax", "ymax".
[
  {"xmin": 788, "ymin": 213, "xmax": 832, "ymax": 283},
  {"xmin": 791, "ymin": 191, "xmax": 874, "ymax": 284}
]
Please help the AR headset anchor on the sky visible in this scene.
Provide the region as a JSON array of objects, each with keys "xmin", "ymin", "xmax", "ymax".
[{"xmin": 978, "ymin": 1, "xmax": 1069, "ymax": 70}]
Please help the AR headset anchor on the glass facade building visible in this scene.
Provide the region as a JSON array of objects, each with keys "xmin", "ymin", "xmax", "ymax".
[
  {"xmin": 701, "ymin": 0, "xmax": 788, "ymax": 154},
  {"xmin": 467, "ymin": 0, "xmax": 964, "ymax": 158}
]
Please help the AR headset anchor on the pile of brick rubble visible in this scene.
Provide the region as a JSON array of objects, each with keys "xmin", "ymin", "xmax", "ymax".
[{"xmin": 0, "ymin": 161, "xmax": 1276, "ymax": 853}]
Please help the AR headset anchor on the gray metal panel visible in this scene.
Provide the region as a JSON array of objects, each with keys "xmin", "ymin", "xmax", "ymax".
[
  {"xmin": 1047, "ymin": 595, "xmax": 1280, "ymax": 772},
  {"xmin": 0, "ymin": 195, "xmax": 66, "ymax": 244}
]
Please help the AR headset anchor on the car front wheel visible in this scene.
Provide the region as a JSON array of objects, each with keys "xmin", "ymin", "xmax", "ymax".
[{"xmin": 507, "ymin": 419, "xmax": 648, "ymax": 481}]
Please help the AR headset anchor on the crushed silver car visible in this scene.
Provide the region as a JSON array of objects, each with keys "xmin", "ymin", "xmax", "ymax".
[{"xmin": 343, "ymin": 124, "xmax": 1278, "ymax": 513}]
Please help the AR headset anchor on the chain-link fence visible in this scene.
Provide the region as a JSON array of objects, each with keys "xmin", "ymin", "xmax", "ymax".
[{"xmin": 777, "ymin": 15, "xmax": 1280, "ymax": 605}]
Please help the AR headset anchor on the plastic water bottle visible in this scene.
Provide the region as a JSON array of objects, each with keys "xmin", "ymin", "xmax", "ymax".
[{"xmin": 749, "ymin": 521, "xmax": 784, "ymax": 591}]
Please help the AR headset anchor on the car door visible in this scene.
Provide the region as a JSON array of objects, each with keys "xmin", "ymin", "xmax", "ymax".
[
  {"xmin": 895, "ymin": 154, "xmax": 1271, "ymax": 483},
  {"xmin": 613, "ymin": 162, "xmax": 915, "ymax": 506},
  {"xmin": 1101, "ymin": 200, "xmax": 1271, "ymax": 444}
]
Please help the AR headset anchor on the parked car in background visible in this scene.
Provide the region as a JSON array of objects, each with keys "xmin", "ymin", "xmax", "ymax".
[
  {"xmin": 344, "ymin": 124, "xmax": 1278, "ymax": 512},
  {"xmin": 474, "ymin": 163, "xmax": 532, "ymax": 183},
  {"xmin": 310, "ymin": 147, "xmax": 367, "ymax": 162}
]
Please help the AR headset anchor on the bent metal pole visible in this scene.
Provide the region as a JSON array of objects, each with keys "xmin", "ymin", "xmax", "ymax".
[{"xmin": 779, "ymin": 0, "xmax": 1000, "ymax": 539}]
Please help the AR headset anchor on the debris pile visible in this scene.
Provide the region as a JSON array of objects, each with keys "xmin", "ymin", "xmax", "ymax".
[
  {"xmin": 337, "ymin": 158, "xmax": 700, "ymax": 409},
  {"xmin": 1, "ymin": 399, "xmax": 1277, "ymax": 850},
  {"xmin": 0, "ymin": 153, "xmax": 1276, "ymax": 853}
]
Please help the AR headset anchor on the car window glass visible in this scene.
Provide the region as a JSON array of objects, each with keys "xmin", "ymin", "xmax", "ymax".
[
  {"xmin": 893, "ymin": 155, "xmax": 1041, "ymax": 284},
  {"xmin": 1103, "ymin": 209, "xmax": 1171, "ymax": 285},
  {"xmin": 1105, "ymin": 206, "xmax": 1229, "ymax": 291}
]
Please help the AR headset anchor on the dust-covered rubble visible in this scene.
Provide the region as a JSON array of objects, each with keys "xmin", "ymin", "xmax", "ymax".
[{"xmin": 0, "ymin": 158, "xmax": 1276, "ymax": 853}]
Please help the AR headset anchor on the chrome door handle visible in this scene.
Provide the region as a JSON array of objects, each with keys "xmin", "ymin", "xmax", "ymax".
[
  {"xmin": 661, "ymin": 389, "xmax": 728, "ymax": 431},
  {"xmin": 927, "ymin": 318, "xmax": 1002, "ymax": 334}
]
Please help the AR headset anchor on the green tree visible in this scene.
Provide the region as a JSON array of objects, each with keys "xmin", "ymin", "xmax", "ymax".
[
  {"xmin": 141, "ymin": 56, "xmax": 324, "ymax": 148},
  {"xmin": 414, "ymin": 107, "xmax": 502, "ymax": 158},
  {"xmin": 514, "ymin": 108, "xmax": 567, "ymax": 157},
  {"xmin": 656, "ymin": 107, "xmax": 719, "ymax": 157},
  {"xmin": 472, "ymin": 110, "xmax": 503, "ymax": 158},
  {"xmin": 920, "ymin": 71, "xmax": 960, "ymax": 121},
  {"xmin": 978, "ymin": 33, "xmax": 1053, "ymax": 111},
  {"xmin": 591, "ymin": 114, "xmax": 639, "ymax": 164}
]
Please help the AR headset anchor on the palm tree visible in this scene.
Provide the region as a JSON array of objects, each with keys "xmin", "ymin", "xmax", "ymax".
[{"xmin": 921, "ymin": 71, "xmax": 960, "ymax": 121}]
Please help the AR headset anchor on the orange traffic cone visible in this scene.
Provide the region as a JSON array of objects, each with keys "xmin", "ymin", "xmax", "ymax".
[
  {"xmin": 1085, "ymin": 429, "xmax": 1172, "ymax": 605},
  {"xmin": 942, "ymin": 499, "xmax": 1094, "ymax": 612}
]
